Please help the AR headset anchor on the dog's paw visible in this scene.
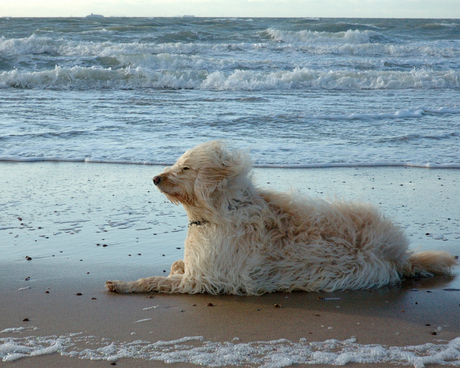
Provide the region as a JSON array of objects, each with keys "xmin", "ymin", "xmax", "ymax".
[{"xmin": 105, "ymin": 280, "xmax": 120, "ymax": 293}]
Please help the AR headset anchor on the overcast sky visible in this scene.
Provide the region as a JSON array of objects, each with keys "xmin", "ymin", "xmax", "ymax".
[{"xmin": 1, "ymin": 0, "xmax": 459, "ymax": 18}]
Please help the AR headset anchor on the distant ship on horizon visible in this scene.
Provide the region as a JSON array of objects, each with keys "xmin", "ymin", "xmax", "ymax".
[{"xmin": 86, "ymin": 13, "xmax": 104, "ymax": 18}]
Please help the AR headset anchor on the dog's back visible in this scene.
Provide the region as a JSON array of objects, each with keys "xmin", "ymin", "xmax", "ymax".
[{"xmin": 250, "ymin": 190, "xmax": 456, "ymax": 293}]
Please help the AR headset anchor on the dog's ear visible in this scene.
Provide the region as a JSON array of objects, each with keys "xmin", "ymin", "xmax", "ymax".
[
  {"xmin": 209, "ymin": 141, "xmax": 249, "ymax": 176},
  {"xmin": 198, "ymin": 141, "xmax": 251, "ymax": 179},
  {"xmin": 194, "ymin": 141, "xmax": 252, "ymax": 209}
]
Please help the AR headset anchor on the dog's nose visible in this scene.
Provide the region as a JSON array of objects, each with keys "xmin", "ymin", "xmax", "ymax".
[{"xmin": 153, "ymin": 176, "xmax": 161, "ymax": 185}]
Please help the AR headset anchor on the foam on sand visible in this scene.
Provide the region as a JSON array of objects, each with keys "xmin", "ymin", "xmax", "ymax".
[{"xmin": 1, "ymin": 327, "xmax": 459, "ymax": 367}]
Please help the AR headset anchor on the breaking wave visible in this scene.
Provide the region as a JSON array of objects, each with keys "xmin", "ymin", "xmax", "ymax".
[{"xmin": 1, "ymin": 65, "xmax": 459, "ymax": 91}]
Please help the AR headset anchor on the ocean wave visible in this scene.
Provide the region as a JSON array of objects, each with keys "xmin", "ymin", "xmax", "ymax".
[
  {"xmin": 377, "ymin": 131, "xmax": 460, "ymax": 143},
  {"xmin": 1, "ymin": 65, "xmax": 459, "ymax": 91},
  {"xmin": 0, "ymin": 34, "xmax": 60, "ymax": 55},
  {"xmin": 2, "ymin": 33, "xmax": 459, "ymax": 61},
  {"xmin": 2, "ymin": 130, "xmax": 90, "ymax": 140},
  {"xmin": 302, "ymin": 106, "xmax": 460, "ymax": 121},
  {"xmin": 0, "ymin": 35, "xmax": 200, "ymax": 57},
  {"xmin": 264, "ymin": 28, "xmax": 377, "ymax": 44}
]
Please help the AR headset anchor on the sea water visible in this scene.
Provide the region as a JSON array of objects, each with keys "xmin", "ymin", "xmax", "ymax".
[
  {"xmin": 1, "ymin": 17, "xmax": 459, "ymax": 366},
  {"xmin": 0, "ymin": 17, "xmax": 459, "ymax": 167}
]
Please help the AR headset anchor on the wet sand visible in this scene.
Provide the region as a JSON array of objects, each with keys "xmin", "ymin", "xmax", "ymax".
[{"xmin": 1, "ymin": 162, "xmax": 459, "ymax": 367}]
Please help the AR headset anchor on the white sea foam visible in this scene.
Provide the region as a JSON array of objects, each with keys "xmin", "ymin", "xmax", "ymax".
[
  {"xmin": 134, "ymin": 318, "xmax": 152, "ymax": 323},
  {"xmin": 1, "ymin": 331, "xmax": 459, "ymax": 367},
  {"xmin": 143, "ymin": 305, "xmax": 160, "ymax": 310}
]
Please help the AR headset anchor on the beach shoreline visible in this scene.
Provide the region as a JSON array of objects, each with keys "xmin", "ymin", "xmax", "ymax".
[{"xmin": 1, "ymin": 162, "xmax": 459, "ymax": 367}]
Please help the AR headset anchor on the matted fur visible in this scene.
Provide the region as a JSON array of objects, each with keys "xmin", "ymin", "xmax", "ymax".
[{"xmin": 106, "ymin": 141, "xmax": 457, "ymax": 295}]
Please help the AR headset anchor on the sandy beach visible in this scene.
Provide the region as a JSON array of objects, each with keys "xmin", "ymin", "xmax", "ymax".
[{"xmin": 1, "ymin": 162, "xmax": 459, "ymax": 367}]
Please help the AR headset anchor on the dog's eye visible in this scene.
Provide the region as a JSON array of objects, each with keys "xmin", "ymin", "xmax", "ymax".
[{"xmin": 183, "ymin": 166, "xmax": 190, "ymax": 171}]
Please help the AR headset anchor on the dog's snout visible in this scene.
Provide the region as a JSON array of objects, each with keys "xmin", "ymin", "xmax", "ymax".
[{"xmin": 153, "ymin": 176, "xmax": 161, "ymax": 185}]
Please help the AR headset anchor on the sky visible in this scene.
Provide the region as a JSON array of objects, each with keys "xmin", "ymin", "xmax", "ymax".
[{"xmin": 1, "ymin": 0, "xmax": 459, "ymax": 18}]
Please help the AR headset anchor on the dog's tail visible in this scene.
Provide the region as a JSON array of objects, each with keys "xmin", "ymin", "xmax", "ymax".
[{"xmin": 403, "ymin": 250, "xmax": 458, "ymax": 277}]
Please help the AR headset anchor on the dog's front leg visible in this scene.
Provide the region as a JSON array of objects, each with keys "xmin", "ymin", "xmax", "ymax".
[
  {"xmin": 105, "ymin": 275, "xmax": 182, "ymax": 293},
  {"xmin": 170, "ymin": 259, "xmax": 185, "ymax": 275}
]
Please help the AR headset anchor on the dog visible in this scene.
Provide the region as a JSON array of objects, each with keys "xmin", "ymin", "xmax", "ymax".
[{"xmin": 106, "ymin": 141, "xmax": 457, "ymax": 295}]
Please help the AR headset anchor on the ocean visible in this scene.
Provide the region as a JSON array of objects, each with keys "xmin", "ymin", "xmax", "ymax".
[{"xmin": 0, "ymin": 17, "xmax": 459, "ymax": 167}]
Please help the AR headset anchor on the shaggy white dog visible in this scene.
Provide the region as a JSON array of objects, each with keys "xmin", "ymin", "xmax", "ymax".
[{"xmin": 106, "ymin": 141, "xmax": 457, "ymax": 295}]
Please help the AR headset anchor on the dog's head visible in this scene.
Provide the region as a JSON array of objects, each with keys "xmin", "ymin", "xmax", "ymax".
[{"xmin": 153, "ymin": 141, "xmax": 252, "ymax": 209}]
